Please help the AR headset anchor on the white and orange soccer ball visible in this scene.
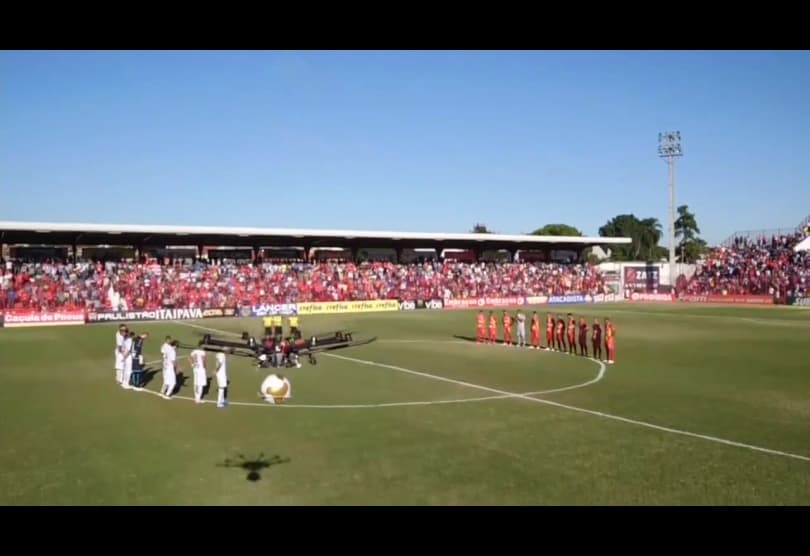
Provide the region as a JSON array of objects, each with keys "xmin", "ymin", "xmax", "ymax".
[{"xmin": 260, "ymin": 373, "xmax": 291, "ymax": 404}]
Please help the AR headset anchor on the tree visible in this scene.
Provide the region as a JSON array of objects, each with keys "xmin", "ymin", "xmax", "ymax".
[
  {"xmin": 531, "ymin": 224, "xmax": 583, "ymax": 237},
  {"xmin": 639, "ymin": 217, "xmax": 665, "ymax": 261},
  {"xmin": 673, "ymin": 205, "xmax": 706, "ymax": 263},
  {"xmin": 471, "ymin": 223, "xmax": 493, "ymax": 233},
  {"xmin": 598, "ymin": 214, "xmax": 666, "ymax": 262}
]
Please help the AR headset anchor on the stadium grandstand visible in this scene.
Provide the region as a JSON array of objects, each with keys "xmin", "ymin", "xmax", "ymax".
[
  {"xmin": 1, "ymin": 219, "xmax": 808, "ymax": 313},
  {"xmin": 0, "ymin": 221, "xmax": 630, "ymax": 313}
]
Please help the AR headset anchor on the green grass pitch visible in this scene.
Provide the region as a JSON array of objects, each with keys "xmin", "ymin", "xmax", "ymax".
[{"xmin": 1, "ymin": 303, "xmax": 809, "ymax": 505}]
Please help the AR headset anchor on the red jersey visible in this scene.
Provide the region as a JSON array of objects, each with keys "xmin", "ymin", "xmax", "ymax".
[
  {"xmin": 503, "ymin": 315, "xmax": 513, "ymax": 329},
  {"xmin": 592, "ymin": 323, "xmax": 602, "ymax": 341},
  {"xmin": 546, "ymin": 316, "xmax": 554, "ymax": 332},
  {"xmin": 489, "ymin": 316, "xmax": 497, "ymax": 330},
  {"xmin": 606, "ymin": 324, "xmax": 615, "ymax": 343},
  {"xmin": 531, "ymin": 315, "xmax": 540, "ymax": 332},
  {"xmin": 477, "ymin": 314, "xmax": 486, "ymax": 328},
  {"xmin": 567, "ymin": 320, "xmax": 576, "ymax": 336},
  {"xmin": 579, "ymin": 321, "xmax": 588, "ymax": 337}
]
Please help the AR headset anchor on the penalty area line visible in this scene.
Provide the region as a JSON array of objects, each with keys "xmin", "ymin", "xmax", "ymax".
[{"xmin": 322, "ymin": 352, "xmax": 810, "ymax": 464}]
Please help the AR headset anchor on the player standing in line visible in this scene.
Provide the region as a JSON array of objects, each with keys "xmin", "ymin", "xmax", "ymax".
[
  {"xmin": 160, "ymin": 336, "xmax": 176, "ymax": 399},
  {"xmin": 476, "ymin": 310, "xmax": 486, "ymax": 343},
  {"xmin": 555, "ymin": 316, "xmax": 565, "ymax": 352},
  {"xmin": 515, "ymin": 309, "xmax": 527, "ymax": 348},
  {"xmin": 545, "ymin": 313, "xmax": 554, "ymax": 351},
  {"xmin": 604, "ymin": 318, "xmax": 616, "ymax": 364},
  {"xmin": 530, "ymin": 311, "xmax": 541, "ymax": 349},
  {"xmin": 578, "ymin": 317, "xmax": 588, "ymax": 357},
  {"xmin": 121, "ymin": 331, "xmax": 134, "ymax": 389},
  {"xmin": 130, "ymin": 332, "xmax": 148, "ymax": 390},
  {"xmin": 114, "ymin": 324, "xmax": 127, "ymax": 386},
  {"xmin": 488, "ymin": 311, "xmax": 498, "ymax": 344},
  {"xmin": 189, "ymin": 347, "xmax": 208, "ymax": 404},
  {"xmin": 502, "ymin": 311, "xmax": 513, "ymax": 346},
  {"xmin": 591, "ymin": 318, "xmax": 602, "ymax": 362},
  {"xmin": 215, "ymin": 352, "xmax": 228, "ymax": 409},
  {"xmin": 566, "ymin": 313, "xmax": 577, "ymax": 355}
]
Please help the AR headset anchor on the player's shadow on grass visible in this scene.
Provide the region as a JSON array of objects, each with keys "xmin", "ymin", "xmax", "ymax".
[
  {"xmin": 453, "ymin": 335, "xmax": 480, "ymax": 343},
  {"xmin": 141, "ymin": 367, "xmax": 160, "ymax": 388},
  {"xmin": 217, "ymin": 453, "xmax": 291, "ymax": 482}
]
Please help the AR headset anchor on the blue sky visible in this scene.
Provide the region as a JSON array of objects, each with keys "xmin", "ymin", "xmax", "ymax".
[{"xmin": 2, "ymin": 50, "xmax": 809, "ymax": 245}]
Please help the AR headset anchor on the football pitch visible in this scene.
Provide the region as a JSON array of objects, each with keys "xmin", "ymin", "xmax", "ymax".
[{"xmin": 1, "ymin": 304, "xmax": 809, "ymax": 505}]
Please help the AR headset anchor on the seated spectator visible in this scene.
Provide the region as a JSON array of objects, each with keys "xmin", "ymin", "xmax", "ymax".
[
  {"xmin": 680, "ymin": 231, "xmax": 809, "ymax": 303},
  {"xmin": 0, "ymin": 257, "xmax": 610, "ymax": 311}
]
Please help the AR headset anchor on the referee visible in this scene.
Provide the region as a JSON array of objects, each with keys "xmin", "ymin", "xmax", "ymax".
[
  {"xmin": 272, "ymin": 315, "xmax": 283, "ymax": 342},
  {"xmin": 288, "ymin": 314, "xmax": 301, "ymax": 340},
  {"xmin": 263, "ymin": 316, "xmax": 274, "ymax": 338}
]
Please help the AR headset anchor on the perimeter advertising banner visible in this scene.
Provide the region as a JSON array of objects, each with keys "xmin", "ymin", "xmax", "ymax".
[
  {"xmin": 547, "ymin": 293, "xmax": 590, "ymax": 305},
  {"xmin": 87, "ymin": 308, "xmax": 205, "ymax": 322},
  {"xmin": 249, "ymin": 303, "xmax": 298, "ymax": 317},
  {"xmin": 592, "ymin": 293, "xmax": 620, "ymax": 303},
  {"xmin": 628, "ymin": 292, "xmax": 673, "ymax": 302},
  {"xmin": 3, "ymin": 309, "xmax": 86, "ymax": 328},
  {"xmin": 296, "ymin": 300, "xmax": 400, "ymax": 315},
  {"xmin": 443, "ymin": 296, "xmax": 527, "ymax": 309},
  {"xmin": 678, "ymin": 294, "xmax": 774, "ymax": 305},
  {"xmin": 399, "ymin": 299, "xmax": 445, "ymax": 311}
]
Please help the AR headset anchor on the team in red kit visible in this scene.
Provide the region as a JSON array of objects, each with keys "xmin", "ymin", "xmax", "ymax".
[{"xmin": 475, "ymin": 308, "xmax": 616, "ymax": 364}]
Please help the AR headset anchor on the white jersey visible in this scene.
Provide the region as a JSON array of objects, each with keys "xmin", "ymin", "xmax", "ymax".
[
  {"xmin": 161, "ymin": 342, "xmax": 173, "ymax": 369},
  {"xmin": 190, "ymin": 349, "xmax": 206, "ymax": 370},
  {"xmin": 215, "ymin": 352, "xmax": 227, "ymax": 387},
  {"xmin": 122, "ymin": 337, "xmax": 133, "ymax": 361},
  {"xmin": 114, "ymin": 331, "xmax": 125, "ymax": 370}
]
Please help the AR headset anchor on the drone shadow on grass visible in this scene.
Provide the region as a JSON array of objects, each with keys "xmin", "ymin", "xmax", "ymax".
[{"xmin": 217, "ymin": 453, "xmax": 291, "ymax": 482}]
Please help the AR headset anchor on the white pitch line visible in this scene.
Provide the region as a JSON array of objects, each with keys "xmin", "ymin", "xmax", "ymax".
[
  {"xmin": 134, "ymin": 344, "xmax": 606, "ymax": 408},
  {"xmin": 170, "ymin": 320, "xmax": 810, "ymax": 463},
  {"xmin": 322, "ymin": 352, "xmax": 810, "ymax": 463}
]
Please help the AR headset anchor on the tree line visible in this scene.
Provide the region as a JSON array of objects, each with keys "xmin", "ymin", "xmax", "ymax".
[{"xmin": 471, "ymin": 205, "xmax": 707, "ymax": 263}]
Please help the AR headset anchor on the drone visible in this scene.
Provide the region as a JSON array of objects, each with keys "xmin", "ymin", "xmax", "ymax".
[{"xmin": 177, "ymin": 329, "xmax": 374, "ymax": 367}]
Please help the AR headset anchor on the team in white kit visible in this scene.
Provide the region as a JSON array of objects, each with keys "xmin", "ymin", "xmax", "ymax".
[
  {"xmin": 113, "ymin": 323, "xmax": 289, "ymax": 408},
  {"xmin": 114, "ymin": 324, "xmax": 138, "ymax": 390}
]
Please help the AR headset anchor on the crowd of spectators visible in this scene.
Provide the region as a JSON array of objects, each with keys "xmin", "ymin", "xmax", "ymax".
[
  {"xmin": 679, "ymin": 232, "xmax": 810, "ymax": 302},
  {"xmin": 4, "ymin": 229, "xmax": 808, "ymax": 313},
  {"xmin": 0, "ymin": 257, "xmax": 610, "ymax": 312}
]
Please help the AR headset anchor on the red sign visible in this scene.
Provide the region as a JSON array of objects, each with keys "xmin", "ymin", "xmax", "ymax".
[
  {"xmin": 630, "ymin": 292, "xmax": 673, "ymax": 303},
  {"xmin": 2, "ymin": 309, "xmax": 86, "ymax": 328},
  {"xmin": 678, "ymin": 294, "xmax": 774, "ymax": 305},
  {"xmin": 444, "ymin": 296, "xmax": 527, "ymax": 309}
]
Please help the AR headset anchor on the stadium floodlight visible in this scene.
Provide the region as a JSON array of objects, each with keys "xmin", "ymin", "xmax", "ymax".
[{"xmin": 658, "ymin": 131, "xmax": 683, "ymax": 289}]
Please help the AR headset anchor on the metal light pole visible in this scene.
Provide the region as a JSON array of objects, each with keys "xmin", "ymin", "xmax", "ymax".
[{"xmin": 658, "ymin": 131, "xmax": 682, "ymax": 289}]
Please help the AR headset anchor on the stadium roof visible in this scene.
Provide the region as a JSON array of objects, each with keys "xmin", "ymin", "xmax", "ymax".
[{"xmin": 0, "ymin": 221, "xmax": 632, "ymax": 251}]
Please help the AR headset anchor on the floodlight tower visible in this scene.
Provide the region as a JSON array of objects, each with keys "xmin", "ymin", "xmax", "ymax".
[{"xmin": 658, "ymin": 131, "xmax": 682, "ymax": 289}]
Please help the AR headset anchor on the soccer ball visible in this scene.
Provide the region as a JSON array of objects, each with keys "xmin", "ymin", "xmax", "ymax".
[{"xmin": 263, "ymin": 374, "xmax": 289, "ymax": 403}]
